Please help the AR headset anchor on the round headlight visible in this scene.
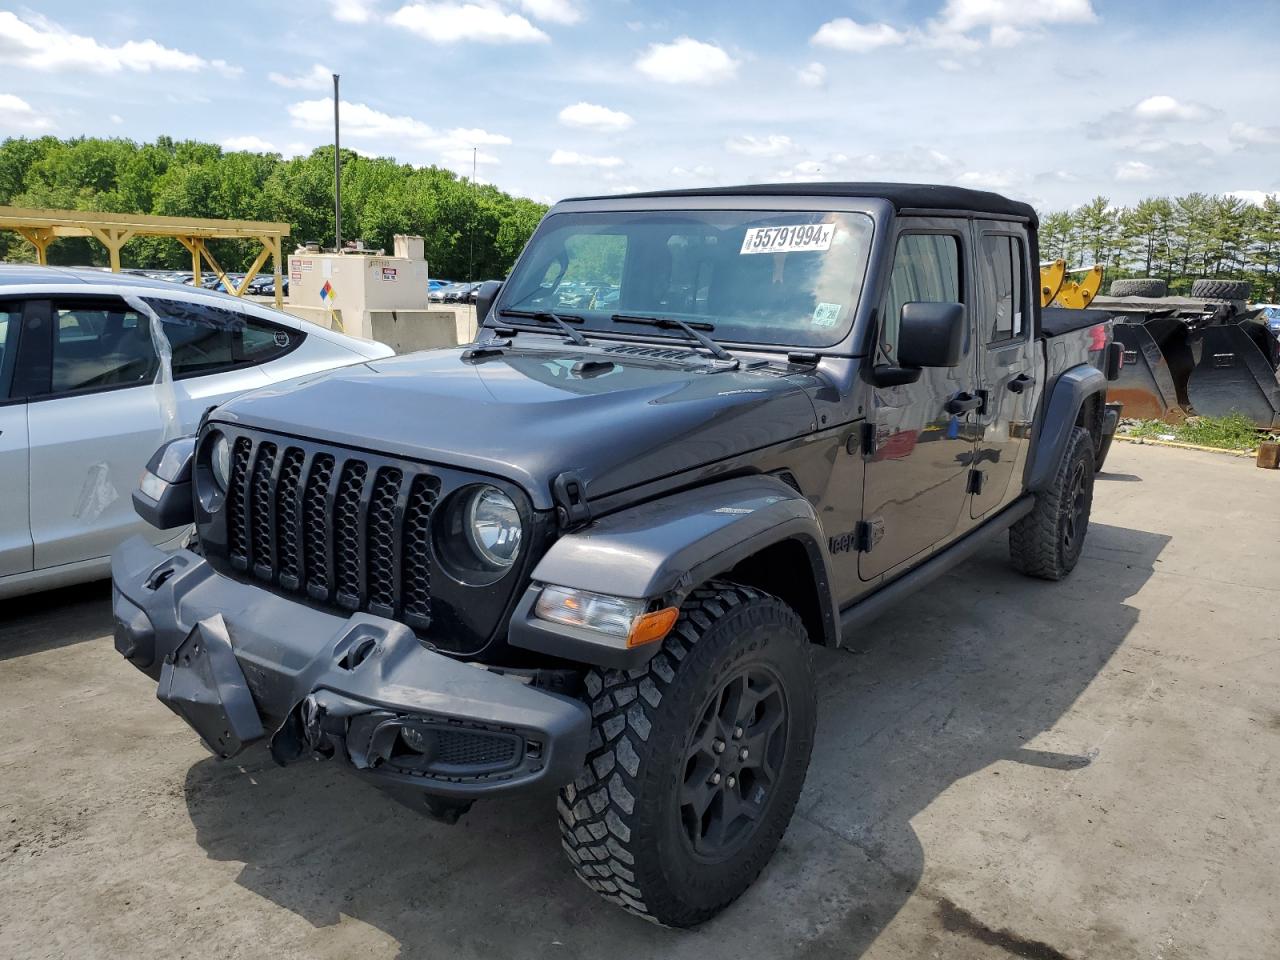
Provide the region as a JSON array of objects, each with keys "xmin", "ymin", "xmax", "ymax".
[
  {"xmin": 464, "ymin": 486, "xmax": 522, "ymax": 569},
  {"xmin": 210, "ymin": 432, "xmax": 231, "ymax": 492}
]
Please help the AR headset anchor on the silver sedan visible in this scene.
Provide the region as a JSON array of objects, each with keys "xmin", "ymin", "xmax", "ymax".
[{"xmin": 0, "ymin": 265, "xmax": 394, "ymax": 599}]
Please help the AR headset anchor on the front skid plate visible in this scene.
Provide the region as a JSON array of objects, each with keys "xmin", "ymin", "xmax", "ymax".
[{"xmin": 158, "ymin": 615, "xmax": 264, "ymax": 759}]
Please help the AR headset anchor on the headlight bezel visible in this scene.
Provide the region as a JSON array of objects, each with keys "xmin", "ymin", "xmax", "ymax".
[
  {"xmin": 194, "ymin": 428, "xmax": 231, "ymax": 513},
  {"xmin": 434, "ymin": 482, "xmax": 527, "ymax": 585}
]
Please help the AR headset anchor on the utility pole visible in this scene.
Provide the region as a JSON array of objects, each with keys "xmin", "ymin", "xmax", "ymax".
[
  {"xmin": 467, "ymin": 146, "xmax": 476, "ymax": 284},
  {"xmin": 333, "ymin": 73, "xmax": 342, "ymax": 252}
]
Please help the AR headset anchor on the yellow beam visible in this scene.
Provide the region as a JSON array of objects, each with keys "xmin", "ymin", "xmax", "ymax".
[
  {"xmin": 0, "ymin": 205, "xmax": 289, "ymax": 242},
  {"xmin": 263, "ymin": 234, "xmax": 283, "ymax": 309},
  {"xmin": 232, "ymin": 244, "xmax": 272, "ymax": 297},
  {"xmin": 176, "ymin": 236, "xmax": 202, "ymax": 286},
  {"xmin": 15, "ymin": 226, "xmax": 54, "ymax": 265}
]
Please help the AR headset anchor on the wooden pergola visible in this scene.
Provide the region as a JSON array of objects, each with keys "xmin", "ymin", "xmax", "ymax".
[{"xmin": 0, "ymin": 206, "xmax": 292, "ymax": 308}]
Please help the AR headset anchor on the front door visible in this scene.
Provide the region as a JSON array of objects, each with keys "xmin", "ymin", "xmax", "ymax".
[
  {"xmin": 0, "ymin": 300, "xmax": 31, "ymax": 577},
  {"xmin": 860, "ymin": 226, "xmax": 977, "ymax": 580},
  {"xmin": 970, "ymin": 224, "xmax": 1036, "ymax": 518}
]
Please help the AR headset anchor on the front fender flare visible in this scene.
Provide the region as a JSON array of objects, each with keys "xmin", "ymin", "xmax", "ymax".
[
  {"xmin": 508, "ymin": 475, "xmax": 837, "ymax": 668},
  {"xmin": 1027, "ymin": 364, "xmax": 1107, "ymax": 492}
]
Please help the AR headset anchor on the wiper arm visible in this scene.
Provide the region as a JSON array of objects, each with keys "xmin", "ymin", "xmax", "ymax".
[
  {"xmin": 611, "ymin": 313, "xmax": 737, "ymax": 365},
  {"xmin": 498, "ymin": 308, "xmax": 589, "ymax": 346}
]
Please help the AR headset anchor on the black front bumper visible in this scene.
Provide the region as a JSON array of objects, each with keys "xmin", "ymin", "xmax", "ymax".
[{"xmin": 112, "ymin": 536, "xmax": 591, "ymax": 800}]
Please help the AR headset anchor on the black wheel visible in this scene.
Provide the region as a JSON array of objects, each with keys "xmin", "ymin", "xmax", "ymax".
[
  {"xmin": 559, "ymin": 582, "xmax": 816, "ymax": 927},
  {"xmin": 1009, "ymin": 426, "xmax": 1095, "ymax": 580},
  {"xmin": 1109, "ymin": 278, "xmax": 1167, "ymax": 298},
  {"xmin": 1190, "ymin": 279, "xmax": 1250, "ymax": 301}
]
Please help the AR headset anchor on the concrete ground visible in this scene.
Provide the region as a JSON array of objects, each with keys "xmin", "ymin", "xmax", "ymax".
[{"xmin": 2, "ymin": 441, "xmax": 1277, "ymax": 960}]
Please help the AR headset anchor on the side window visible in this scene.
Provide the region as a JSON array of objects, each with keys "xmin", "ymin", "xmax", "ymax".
[
  {"xmin": 879, "ymin": 233, "xmax": 961, "ymax": 361},
  {"xmin": 50, "ymin": 300, "xmax": 155, "ymax": 393},
  {"xmin": 143, "ymin": 299, "xmax": 299, "ymax": 376},
  {"xmin": 0, "ymin": 306, "xmax": 16, "ymax": 395},
  {"xmin": 980, "ymin": 235, "xmax": 1026, "ymax": 341}
]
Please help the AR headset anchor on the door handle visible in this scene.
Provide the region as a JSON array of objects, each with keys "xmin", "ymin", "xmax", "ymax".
[
  {"xmin": 945, "ymin": 392, "xmax": 983, "ymax": 414},
  {"xmin": 1008, "ymin": 374, "xmax": 1035, "ymax": 394}
]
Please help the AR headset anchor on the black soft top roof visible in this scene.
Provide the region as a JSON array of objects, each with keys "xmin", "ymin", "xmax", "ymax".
[{"xmin": 567, "ymin": 181, "xmax": 1037, "ymax": 226}]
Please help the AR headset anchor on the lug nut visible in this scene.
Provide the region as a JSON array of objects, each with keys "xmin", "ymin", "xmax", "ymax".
[
  {"xmin": 726, "ymin": 775, "xmax": 737, "ymax": 789},
  {"xmin": 709, "ymin": 771, "xmax": 722, "ymax": 785},
  {"xmin": 712, "ymin": 739, "xmax": 726, "ymax": 755},
  {"xmin": 739, "ymin": 747, "xmax": 749, "ymax": 761},
  {"xmin": 733, "ymin": 726, "xmax": 744, "ymax": 739}
]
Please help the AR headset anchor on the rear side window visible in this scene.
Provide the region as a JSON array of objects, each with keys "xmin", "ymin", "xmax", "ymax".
[
  {"xmin": 980, "ymin": 235, "xmax": 1026, "ymax": 341},
  {"xmin": 143, "ymin": 299, "xmax": 302, "ymax": 376},
  {"xmin": 879, "ymin": 233, "xmax": 961, "ymax": 362},
  {"xmin": 0, "ymin": 306, "xmax": 16, "ymax": 395},
  {"xmin": 51, "ymin": 301, "xmax": 155, "ymax": 393}
]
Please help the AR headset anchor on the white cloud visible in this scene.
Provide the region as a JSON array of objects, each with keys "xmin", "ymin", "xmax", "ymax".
[
  {"xmin": 1115, "ymin": 160, "xmax": 1157, "ymax": 182},
  {"xmin": 1227, "ymin": 190, "xmax": 1274, "ymax": 206},
  {"xmin": 669, "ymin": 164, "xmax": 715, "ymax": 179},
  {"xmin": 1132, "ymin": 95, "xmax": 1208, "ymax": 122},
  {"xmin": 0, "ymin": 11, "xmax": 240, "ymax": 75},
  {"xmin": 289, "ymin": 98, "xmax": 511, "ymax": 166},
  {"xmin": 330, "ymin": 0, "xmax": 378, "ymax": 22},
  {"xmin": 222, "ymin": 135, "xmax": 279, "ymax": 152},
  {"xmin": 558, "ymin": 101, "xmax": 634, "ymax": 131},
  {"xmin": 635, "ymin": 37, "xmax": 738, "ymax": 85},
  {"xmin": 726, "ymin": 134, "xmax": 796, "ymax": 158},
  {"xmin": 811, "ymin": 19, "xmax": 906, "ymax": 53},
  {"xmin": 773, "ymin": 159, "xmax": 830, "ymax": 182},
  {"xmin": 0, "ymin": 92, "xmax": 52, "ymax": 131},
  {"xmin": 796, "ymin": 62, "xmax": 826, "ymax": 87},
  {"xmin": 956, "ymin": 169, "xmax": 1020, "ymax": 191},
  {"xmin": 549, "ymin": 149, "xmax": 623, "ymax": 168},
  {"xmin": 515, "ymin": 0, "xmax": 580, "ymax": 24},
  {"xmin": 934, "ymin": 0, "xmax": 1096, "ymax": 32},
  {"xmin": 269, "ymin": 64, "xmax": 335, "ymax": 90},
  {"xmin": 1230, "ymin": 121, "xmax": 1280, "ymax": 146},
  {"xmin": 109, "ymin": 113, "xmax": 123, "ymax": 125},
  {"xmin": 390, "ymin": 3, "xmax": 550, "ymax": 44}
]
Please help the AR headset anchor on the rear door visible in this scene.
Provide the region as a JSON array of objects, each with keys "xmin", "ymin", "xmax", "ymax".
[
  {"xmin": 0, "ymin": 300, "xmax": 31, "ymax": 577},
  {"xmin": 860, "ymin": 223, "xmax": 978, "ymax": 580},
  {"xmin": 970, "ymin": 224, "xmax": 1037, "ymax": 517},
  {"xmin": 26, "ymin": 295, "xmax": 270, "ymax": 568}
]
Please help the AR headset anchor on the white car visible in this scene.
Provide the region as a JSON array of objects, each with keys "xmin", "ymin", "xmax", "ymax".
[{"xmin": 0, "ymin": 265, "xmax": 394, "ymax": 599}]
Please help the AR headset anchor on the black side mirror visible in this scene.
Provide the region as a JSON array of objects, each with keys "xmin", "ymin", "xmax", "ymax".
[
  {"xmin": 871, "ymin": 301, "xmax": 966, "ymax": 386},
  {"xmin": 475, "ymin": 280, "xmax": 503, "ymax": 324}
]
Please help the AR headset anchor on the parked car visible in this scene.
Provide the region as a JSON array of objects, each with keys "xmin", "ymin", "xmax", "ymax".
[
  {"xmin": 428, "ymin": 278, "xmax": 454, "ymax": 292},
  {"xmin": 428, "ymin": 282, "xmax": 465, "ymax": 302},
  {"xmin": 0, "ymin": 265, "xmax": 394, "ymax": 599},
  {"xmin": 113, "ymin": 183, "xmax": 1120, "ymax": 927}
]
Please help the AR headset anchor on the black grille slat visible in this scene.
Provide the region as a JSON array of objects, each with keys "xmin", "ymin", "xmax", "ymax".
[
  {"xmin": 366, "ymin": 467, "xmax": 403, "ymax": 615},
  {"xmin": 249, "ymin": 442, "xmax": 277, "ymax": 578},
  {"xmin": 302, "ymin": 453, "xmax": 336, "ymax": 599},
  {"xmin": 333, "ymin": 460, "xmax": 369, "ymax": 609},
  {"xmin": 435, "ymin": 730, "xmax": 517, "ymax": 766},
  {"xmin": 401, "ymin": 475, "xmax": 439, "ymax": 629},
  {"xmin": 274, "ymin": 448, "xmax": 305, "ymax": 589},
  {"xmin": 226, "ymin": 437, "xmax": 252, "ymax": 568}
]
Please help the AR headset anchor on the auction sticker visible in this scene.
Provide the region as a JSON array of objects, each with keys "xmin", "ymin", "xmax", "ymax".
[
  {"xmin": 812, "ymin": 302, "xmax": 842, "ymax": 327},
  {"xmin": 740, "ymin": 223, "xmax": 834, "ymax": 255}
]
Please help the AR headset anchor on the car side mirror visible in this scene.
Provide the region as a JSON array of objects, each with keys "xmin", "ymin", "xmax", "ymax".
[
  {"xmin": 475, "ymin": 280, "xmax": 503, "ymax": 324},
  {"xmin": 871, "ymin": 301, "xmax": 966, "ymax": 387}
]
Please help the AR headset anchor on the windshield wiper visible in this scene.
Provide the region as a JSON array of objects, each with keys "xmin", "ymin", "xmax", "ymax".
[
  {"xmin": 611, "ymin": 313, "xmax": 738, "ymax": 366},
  {"xmin": 497, "ymin": 308, "xmax": 589, "ymax": 346}
]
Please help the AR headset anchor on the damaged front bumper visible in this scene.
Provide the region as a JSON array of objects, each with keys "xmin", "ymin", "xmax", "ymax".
[{"xmin": 111, "ymin": 536, "xmax": 591, "ymax": 801}]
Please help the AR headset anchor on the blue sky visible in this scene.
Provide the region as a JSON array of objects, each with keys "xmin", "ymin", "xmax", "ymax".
[{"xmin": 2, "ymin": 1, "xmax": 1278, "ymax": 210}]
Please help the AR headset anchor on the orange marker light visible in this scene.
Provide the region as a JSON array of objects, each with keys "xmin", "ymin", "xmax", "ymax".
[{"xmin": 627, "ymin": 607, "xmax": 679, "ymax": 648}]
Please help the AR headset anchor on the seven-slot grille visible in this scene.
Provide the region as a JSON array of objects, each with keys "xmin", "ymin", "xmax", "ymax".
[{"xmin": 223, "ymin": 434, "xmax": 440, "ymax": 630}]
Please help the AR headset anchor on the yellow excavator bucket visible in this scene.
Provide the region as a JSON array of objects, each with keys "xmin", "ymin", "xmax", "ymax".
[{"xmin": 1040, "ymin": 262, "xmax": 1104, "ymax": 309}]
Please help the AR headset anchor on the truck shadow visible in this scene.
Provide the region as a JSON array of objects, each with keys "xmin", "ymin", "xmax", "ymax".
[
  {"xmin": 182, "ymin": 521, "xmax": 1167, "ymax": 959},
  {"xmin": 0, "ymin": 578, "xmax": 112, "ymax": 662}
]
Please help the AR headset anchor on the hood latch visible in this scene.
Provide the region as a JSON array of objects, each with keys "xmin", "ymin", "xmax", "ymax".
[{"xmin": 552, "ymin": 471, "xmax": 592, "ymax": 530}]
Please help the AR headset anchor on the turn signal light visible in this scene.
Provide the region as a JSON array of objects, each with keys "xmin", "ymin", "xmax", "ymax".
[{"xmin": 627, "ymin": 607, "xmax": 680, "ymax": 648}]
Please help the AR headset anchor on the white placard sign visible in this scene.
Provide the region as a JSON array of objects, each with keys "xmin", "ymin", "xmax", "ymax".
[{"xmin": 739, "ymin": 223, "xmax": 835, "ymax": 255}]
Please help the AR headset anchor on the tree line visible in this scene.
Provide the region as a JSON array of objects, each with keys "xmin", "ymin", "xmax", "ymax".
[
  {"xmin": 0, "ymin": 136, "xmax": 548, "ymax": 282},
  {"xmin": 1040, "ymin": 193, "xmax": 1280, "ymax": 300}
]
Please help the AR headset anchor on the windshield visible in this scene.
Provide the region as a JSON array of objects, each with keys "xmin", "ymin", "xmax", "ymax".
[{"xmin": 498, "ymin": 209, "xmax": 875, "ymax": 349}]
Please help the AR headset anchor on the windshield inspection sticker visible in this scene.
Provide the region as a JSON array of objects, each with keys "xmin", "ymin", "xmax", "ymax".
[
  {"xmin": 812, "ymin": 302, "xmax": 842, "ymax": 327},
  {"xmin": 740, "ymin": 223, "xmax": 835, "ymax": 255}
]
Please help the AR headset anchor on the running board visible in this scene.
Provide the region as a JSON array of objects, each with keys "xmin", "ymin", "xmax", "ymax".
[{"xmin": 838, "ymin": 495, "xmax": 1035, "ymax": 640}]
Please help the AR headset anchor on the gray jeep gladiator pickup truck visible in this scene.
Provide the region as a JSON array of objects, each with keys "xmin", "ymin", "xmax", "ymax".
[{"xmin": 113, "ymin": 182, "xmax": 1121, "ymax": 927}]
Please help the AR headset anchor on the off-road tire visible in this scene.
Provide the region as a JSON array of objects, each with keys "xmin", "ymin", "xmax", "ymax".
[
  {"xmin": 1109, "ymin": 278, "xmax": 1167, "ymax": 298},
  {"xmin": 1010, "ymin": 426, "xmax": 1095, "ymax": 580},
  {"xmin": 1190, "ymin": 279, "xmax": 1250, "ymax": 301},
  {"xmin": 558, "ymin": 582, "xmax": 816, "ymax": 927}
]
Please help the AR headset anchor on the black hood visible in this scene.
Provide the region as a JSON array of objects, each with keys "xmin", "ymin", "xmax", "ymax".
[{"xmin": 212, "ymin": 341, "xmax": 818, "ymax": 510}]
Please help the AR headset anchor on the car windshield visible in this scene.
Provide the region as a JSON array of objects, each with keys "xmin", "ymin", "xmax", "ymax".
[{"xmin": 498, "ymin": 209, "xmax": 875, "ymax": 348}]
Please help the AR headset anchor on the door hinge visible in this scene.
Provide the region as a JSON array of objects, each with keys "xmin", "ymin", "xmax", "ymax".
[
  {"xmin": 854, "ymin": 517, "xmax": 885, "ymax": 553},
  {"xmin": 967, "ymin": 469, "xmax": 985, "ymax": 494},
  {"xmin": 860, "ymin": 421, "xmax": 877, "ymax": 459},
  {"xmin": 976, "ymin": 389, "xmax": 990, "ymax": 416}
]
